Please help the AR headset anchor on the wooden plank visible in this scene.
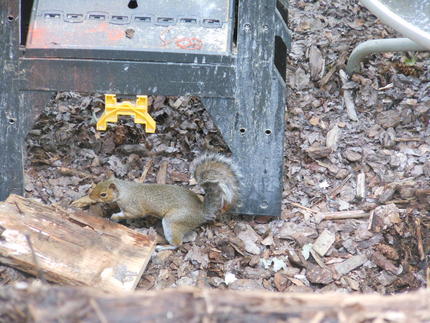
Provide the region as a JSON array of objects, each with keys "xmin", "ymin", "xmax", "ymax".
[
  {"xmin": 0, "ymin": 194, "xmax": 156, "ymax": 292},
  {"xmin": 0, "ymin": 286, "xmax": 429, "ymax": 323}
]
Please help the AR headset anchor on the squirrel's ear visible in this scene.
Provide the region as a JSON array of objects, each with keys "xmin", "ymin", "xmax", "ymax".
[
  {"xmin": 90, "ymin": 183, "xmax": 96, "ymax": 190},
  {"xmin": 108, "ymin": 182, "xmax": 118, "ymax": 192}
]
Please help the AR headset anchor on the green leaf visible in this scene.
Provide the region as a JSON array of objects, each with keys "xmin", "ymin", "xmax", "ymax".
[{"xmin": 404, "ymin": 57, "xmax": 417, "ymax": 66}]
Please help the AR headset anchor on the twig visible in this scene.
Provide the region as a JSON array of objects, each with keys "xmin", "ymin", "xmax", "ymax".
[
  {"xmin": 229, "ymin": 241, "xmax": 245, "ymax": 256},
  {"xmin": 320, "ymin": 210, "xmax": 369, "ymax": 220},
  {"xmin": 328, "ymin": 173, "xmax": 353, "ymax": 198},
  {"xmin": 309, "ymin": 249, "xmax": 327, "ymax": 268},
  {"xmin": 395, "ymin": 137, "xmax": 423, "ymax": 142},
  {"xmin": 414, "ymin": 217, "xmax": 425, "ymax": 261},
  {"xmin": 368, "ymin": 209, "xmax": 375, "ymax": 231},
  {"xmin": 356, "ymin": 172, "xmax": 366, "ymax": 200},
  {"xmin": 385, "ymin": 177, "xmax": 415, "ymax": 188},
  {"xmin": 25, "ymin": 234, "xmax": 46, "ymax": 284},
  {"xmin": 339, "ymin": 69, "xmax": 358, "ymax": 121},
  {"xmin": 343, "ymin": 91, "xmax": 358, "ymax": 121},
  {"xmin": 385, "ymin": 199, "xmax": 415, "ymax": 205},
  {"xmin": 156, "ymin": 160, "xmax": 168, "ymax": 185},
  {"xmin": 287, "ymin": 201, "xmax": 319, "ymax": 214},
  {"xmin": 377, "ymin": 83, "xmax": 394, "ymax": 91},
  {"xmin": 138, "ymin": 159, "xmax": 153, "ymax": 183},
  {"xmin": 319, "ymin": 52, "xmax": 348, "ymax": 87}
]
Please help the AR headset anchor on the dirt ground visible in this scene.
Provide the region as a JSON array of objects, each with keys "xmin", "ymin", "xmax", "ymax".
[{"xmin": 2, "ymin": 0, "xmax": 429, "ymax": 294}]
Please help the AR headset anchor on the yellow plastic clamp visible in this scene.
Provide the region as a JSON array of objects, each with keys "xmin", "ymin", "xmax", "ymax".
[{"xmin": 96, "ymin": 94, "xmax": 156, "ymax": 132}]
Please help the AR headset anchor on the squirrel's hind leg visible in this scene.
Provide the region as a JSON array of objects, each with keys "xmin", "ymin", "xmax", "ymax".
[
  {"xmin": 162, "ymin": 208, "xmax": 203, "ymax": 246},
  {"xmin": 162, "ymin": 215, "xmax": 192, "ymax": 247},
  {"xmin": 162, "ymin": 208, "xmax": 204, "ymax": 246}
]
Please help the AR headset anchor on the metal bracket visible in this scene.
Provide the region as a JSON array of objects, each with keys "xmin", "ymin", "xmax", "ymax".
[{"xmin": 96, "ymin": 94, "xmax": 156, "ymax": 132}]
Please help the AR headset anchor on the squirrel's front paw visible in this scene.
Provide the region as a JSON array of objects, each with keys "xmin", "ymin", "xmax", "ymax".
[
  {"xmin": 111, "ymin": 211, "xmax": 125, "ymax": 222},
  {"xmin": 71, "ymin": 195, "xmax": 96, "ymax": 208}
]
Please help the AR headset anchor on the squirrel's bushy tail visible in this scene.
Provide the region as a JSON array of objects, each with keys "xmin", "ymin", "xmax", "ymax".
[{"xmin": 191, "ymin": 153, "xmax": 240, "ymax": 221}]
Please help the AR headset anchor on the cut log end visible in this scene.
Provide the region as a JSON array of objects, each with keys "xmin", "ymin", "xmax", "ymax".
[{"xmin": 0, "ymin": 194, "xmax": 156, "ymax": 292}]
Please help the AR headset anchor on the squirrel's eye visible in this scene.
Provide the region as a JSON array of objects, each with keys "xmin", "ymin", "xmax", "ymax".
[{"xmin": 100, "ymin": 192, "xmax": 108, "ymax": 198}]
